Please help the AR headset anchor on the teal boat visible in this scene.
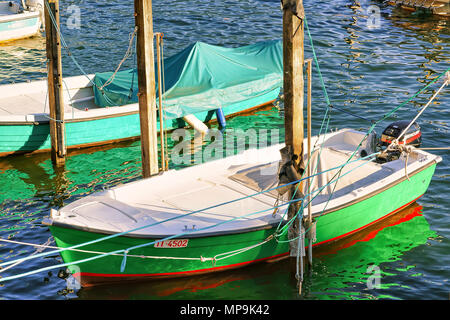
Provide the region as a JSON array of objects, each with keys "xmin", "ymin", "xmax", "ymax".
[
  {"xmin": 0, "ymin": 1, "xmax": 43, "ymax": 43},
  {"xmin": 42, "ymin": 129, "xmax": 441, "ymax": 286},
  {"xmin": 388, "ymin": 0, "xmax": 450, "ymax": 17},
  {"xmin": 0, "ymin": 40, "xmax": 282, "ymax": 156}
]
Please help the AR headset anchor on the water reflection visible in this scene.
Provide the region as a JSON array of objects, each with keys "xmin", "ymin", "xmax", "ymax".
[
  {"xmin": 0, "ymin": 36, "xmax": 46, "ymax": 85},
  {"xmin": 384, "ymin": 6, "xmax": 449, "ymax": 114},
  {"xmin": 0, "ymin": 153, "xmax": 63, "ymax": 202},
  {"xmin": 0, "ymin": 138, "xmax": 141, "ymax": 203}
]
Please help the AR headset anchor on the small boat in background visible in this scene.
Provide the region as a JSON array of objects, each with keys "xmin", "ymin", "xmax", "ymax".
[
  {"xmin": 0, "ymin": 40, "xmax": 282, "ymax": 157},
  {"xmin": 0, "ymin": 0, "xmax": 43, "ymax": 43}
]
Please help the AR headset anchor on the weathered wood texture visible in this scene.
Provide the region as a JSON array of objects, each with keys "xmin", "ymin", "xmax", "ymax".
[
  {"xmin": 44, "ymin": 0, "xmax": 66, "ymax": 166},
  {"xmin": 156, "ymin": 33, "xmax": 166, "ymax": 171},
  {"xmin": 282, "ymin": 0, "xmax": 305, "ymax": 168},
  {"xmin": 134, "ymin": 0, "xmax": 159, "ymax": 177},
  {"xmin": 282, "ymin": 0, "xmax": 306, "ymax": 262}
]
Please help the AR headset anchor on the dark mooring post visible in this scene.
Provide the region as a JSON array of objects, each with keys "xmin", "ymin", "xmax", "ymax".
[
  {"xmin": 44, "ymin": 0, "xmax": 66, "ymax": 166},
  {"xmin": 134, "ymin": 0, "xmax": 159, "ymax": 178}
]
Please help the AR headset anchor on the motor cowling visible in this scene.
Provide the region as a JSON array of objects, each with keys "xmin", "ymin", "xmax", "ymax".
[{"xmin": 380, "ymin": 120, "xmax": 422, "ymax": 148}]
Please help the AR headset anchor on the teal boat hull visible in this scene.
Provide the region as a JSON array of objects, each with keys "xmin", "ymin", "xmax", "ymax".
[
  {"xmin": 0, "ymin": 13, "xmax": 40, "ymax": 43},
  {"xmin": 0, "ymin": 88, "xmax": 279, "ymax": 156}
]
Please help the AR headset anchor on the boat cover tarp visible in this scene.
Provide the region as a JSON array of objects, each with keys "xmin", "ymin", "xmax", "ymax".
[{"xmin": 92, "ymin": 40, "xmax": 282, "ymax": 119}]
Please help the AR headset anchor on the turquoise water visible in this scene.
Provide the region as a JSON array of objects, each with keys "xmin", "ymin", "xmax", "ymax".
[{"xmin": 0, "ymin": 0, "xmax": 449, "ymax": 300}]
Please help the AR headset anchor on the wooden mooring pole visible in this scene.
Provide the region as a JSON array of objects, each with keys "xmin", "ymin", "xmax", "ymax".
[
  {"xmin": 283, "ymin": 0, "xmax": 304, "ymax": 167},
  {"xmin": 44, "ymin": 0, "xmax": 66, "ymax": 166},
  {"xmin": 306, "ymin": 58, "xmax": 313, "ymax": 269},
  {"xmin": 134, "ymin": 0, "xmax": 159, "ymax": 178},
  {"xmin": 156, "ymin": 32, "xmax": 167, "ymax": 171},
  {"xmin": 282, "ymin": 0, "xmax": 305, "ymax": 295}
]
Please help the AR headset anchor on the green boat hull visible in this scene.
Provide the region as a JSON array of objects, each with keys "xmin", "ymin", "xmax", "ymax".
[
  {"xmin": 50, "ymin": 225, "xmax": 290, "ymax": 286},
  {"xmin": 309, "ymin": 162, "xmax": 437, "ymax": 247},
  {"xmin": 48, "ymin": 162, "xmax": 437, "ymax": 286},
  {"xmin": 0, "ymin": 89, "xmax": 278, "ymax": 156}
]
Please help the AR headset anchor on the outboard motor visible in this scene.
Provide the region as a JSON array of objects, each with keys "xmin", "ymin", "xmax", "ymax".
[
  {"xmin": 380, "ymin": 120, "xmax": 422, "ymax": 148},
  {"xmin": 376, "ymin": 120, "xmax": 422, "ymax": 163}
]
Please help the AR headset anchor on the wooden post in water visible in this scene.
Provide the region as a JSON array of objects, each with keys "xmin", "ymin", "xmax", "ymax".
[
  {"xmin": 44, "ymin": 0, "xmax": 66, "ymax": 166},
  {"xmin": 155, "ymin": 33, "xmax": 166, "ymax": 171},
  {"xmin": 306, "ymin": 58, "xmax": 313, "ymax": 269},
  {"xmin": 283, "ymin": 0, "xmax": 304, "ymax": 168},
  {"xmin": 134, "ymin": 0, "xmax": 159, "ymax": 178},
  {"xmin": 282, "ymin": 0, "xmax": 305, "ymax": 295}
]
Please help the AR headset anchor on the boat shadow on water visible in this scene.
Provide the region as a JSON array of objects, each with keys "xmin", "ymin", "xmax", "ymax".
[{"xmin": 72, "ymin": 202, "xmax": 436, "ymax": 300}]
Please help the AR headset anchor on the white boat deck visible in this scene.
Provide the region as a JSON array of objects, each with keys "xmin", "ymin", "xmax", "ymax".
[
  {"xmin": 51, "ymin": 156, "xmax": 285, "ymax": 238},
  {"xmin": 0, "ymin": 85, "xmax": 98, "ymax": 116},
  {"xmin": 0, "ymin": 75, "xmax": 137, "ymax": 122}
]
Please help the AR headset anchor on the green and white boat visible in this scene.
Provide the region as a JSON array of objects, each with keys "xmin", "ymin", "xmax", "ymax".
[
  {"xmin": 0, "ymin": 40, "xmax": 282, "ymax": 157},
  {"xmin": 36, "ymin": 5, "xmax": 445, "ymax": 287},
  {"xmin": 0, "ymin": 0, "xmax": 43, "ymax": 43},
  {"xmin": 43, "ymin": 128, "xmax": 441, "ymax": 286}
]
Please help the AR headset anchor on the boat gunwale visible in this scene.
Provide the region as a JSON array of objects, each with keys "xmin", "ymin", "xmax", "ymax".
[
  {"xmin": 312, "ymin": 157, "xmax": 439, "ymax": 218},
  {"xmin": 0, "ymin": 96, "xmax": 275, "ymax": 125},
  {"xmin": 0, "ymin": 10, "xmax": 40, "ymax": 23},
  {"xmin": 47, "ymin": 219, "xmax": 284, "ymax": 240},
  {"xmin": 0, "ymin": 109, "xmax": 140, "ymax": 125}
]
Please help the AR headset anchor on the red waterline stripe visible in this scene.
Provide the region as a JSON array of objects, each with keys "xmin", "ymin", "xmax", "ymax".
[
  {"xmin": 312, "ymin": 194, "xmax": 424, "ymax": 247},
  {"xmin": 73, "ymin": 252, "xmax": 290, "ymax": 279}
]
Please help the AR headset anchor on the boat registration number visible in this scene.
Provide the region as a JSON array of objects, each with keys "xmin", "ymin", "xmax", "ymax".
[{"xmin": 154, "ymin": 239, "xmax": 189, "ymax": 248}]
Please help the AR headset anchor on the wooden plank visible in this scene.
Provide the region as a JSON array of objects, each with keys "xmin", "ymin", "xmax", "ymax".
[
  {"xmin": 156, "ymin": 33, "xmax": 166, "ymax": 171},
  {"xmin": 44, "ymin": 0, "xmax": 66, "ymax": 166},
  {"xmin": 306, "ymin": 58, "xmax": 312, "ymax": 267},
  {"xmin": 134, "ymin": 0, "xmax": 159, "ymax": 178}
]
